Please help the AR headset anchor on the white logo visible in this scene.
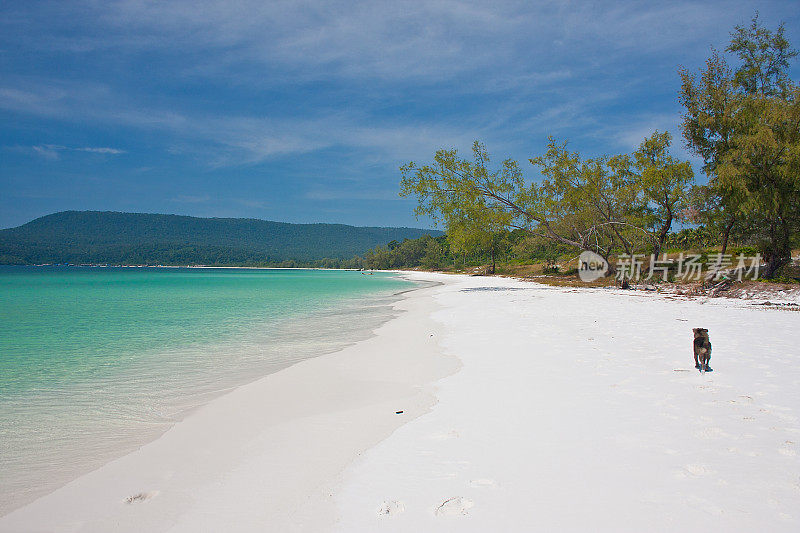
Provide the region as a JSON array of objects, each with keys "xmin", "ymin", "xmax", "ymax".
[{"xmin": 578, "ymin": 250, "xmax": 608, "ymax": 282}]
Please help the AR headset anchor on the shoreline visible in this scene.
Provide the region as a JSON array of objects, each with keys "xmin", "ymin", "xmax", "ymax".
[
  {"xmin": 3, "ymin": 272, "xmax": 799, "ymax": 531},
  {"xmin": 0, "ymin": 272, "xmax": 458, "ymax": 531},
  {"xmin": 0, "ymin": 269, "xmax": 421, "ymax": 515}
]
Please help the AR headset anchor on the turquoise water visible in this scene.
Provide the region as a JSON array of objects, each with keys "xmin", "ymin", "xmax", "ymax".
[{"xmin": 0, "ymin": 267, "xmax": 416, "ymax": 513}]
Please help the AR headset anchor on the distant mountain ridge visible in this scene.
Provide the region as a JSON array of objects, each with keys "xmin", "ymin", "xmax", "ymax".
[{"xmin": 0, "ymin": 211, "xmax": 441, "ymax": 265}]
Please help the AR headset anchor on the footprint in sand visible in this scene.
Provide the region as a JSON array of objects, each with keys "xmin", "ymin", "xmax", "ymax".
[
  {"xmin": 124, "ymin": 491, "xmax": 159, "ymax": 504},
  {"xmin": 378, "ymin": 500, "xmax": 405, "ymax": 516},
  {"xmin": 684, "ymin": 464, "xmax": 711, "ymax": 477},
  {"xmin": 435, "ymin": 496, "xmax": 474, "ymax": 517},
  {"xmin": 779, "ymin": 441, "xmax": 797, "ymax": 457},
  {"xmin": 469, "ymin": 478, "xmax": 498, "ymax": 489}
]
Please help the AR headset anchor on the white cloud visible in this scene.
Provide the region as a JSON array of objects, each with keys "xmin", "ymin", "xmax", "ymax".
[
  {"xmin": 3, "ymin": 143, "xmax": 126, "ymax": 159},
  {"xmin": 31, "ymin": 144, "xmax": 63, "ymax": 160},
  {"xmin": 76, "ymin": 147, "xmax": 126, "ymax": 154}
]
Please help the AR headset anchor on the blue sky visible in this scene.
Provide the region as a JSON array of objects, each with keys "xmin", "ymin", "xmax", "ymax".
[{"xmin": 1, "ymin": 1, "xmax": 798, "ymax": 230}]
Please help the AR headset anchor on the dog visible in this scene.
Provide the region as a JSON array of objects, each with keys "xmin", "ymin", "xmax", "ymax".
[{"xmin": 693, "ymin": 328, "xmax": 712, "ymax": 372}]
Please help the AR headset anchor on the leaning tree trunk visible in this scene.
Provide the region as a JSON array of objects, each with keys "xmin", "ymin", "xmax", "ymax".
[
  {"xmin": 720, "ymin": 217, "xmax": 735, "ymax": 256},
  {"xmin": 652, "ymin": 211, "xmax": 673, "ymax": 259}
]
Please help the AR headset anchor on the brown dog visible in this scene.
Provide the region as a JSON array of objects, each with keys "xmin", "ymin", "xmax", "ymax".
[{"xmin": 693, "ymin": 328, "xmax": 712, "ymax": 372}]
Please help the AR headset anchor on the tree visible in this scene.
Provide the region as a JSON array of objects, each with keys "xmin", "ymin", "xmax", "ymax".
[
  {"xmin": 446, "ymin": 217, "xmax": 508, "ymax": 274},
  {"xmin": 633, "ymin": 131, "xmax": 694, "ymax": 258},
  {"xmin": 679, "ymin": 50, "xmax": 745, "ymax": 254},
  {"xmin": 363, "ymin": 246, "xmax": 392, "ymax": 270},
  {"xmin": 401, "ymin": 140, "xmax": 559, "ymax": 273},
  {"xmin": 727, "ymin": 13, "xmax": 797, "ymax": 98},
  {"xmin": 718, "ymin": 89, "xmax": 800, "ymax": 277},
  {"xmin": 420, "ymin": 237, "xmax": 447, "ymax": 270},
  {"xmin": 400, "ymin": 139, "xmax": 669, "ymax": 271},
  {"xmin": 528, "ymin": 139, "xmax": 651, "ymax": 262},
  {"xmin": 680, "ymin": 14, "xmax": 798, "ymax": 276},
  {"xmin": 401, "ymin": 140, "xmax": 606, "ymax": 252},
  {"xmin": 685, "ymin": 183, "xmax": 749, "ymax": 254}
]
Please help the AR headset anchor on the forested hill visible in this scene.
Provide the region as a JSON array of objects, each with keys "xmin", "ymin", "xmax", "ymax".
[{"xmin": 0, "ymin": 211, "xmax": 441, "ymax": 265}]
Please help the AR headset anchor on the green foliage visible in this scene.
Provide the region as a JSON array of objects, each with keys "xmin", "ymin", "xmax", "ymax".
[
  {"xmin": 727, "ymin": 14, "xmax": 797, "ymax": 97},
  {"xmin": 361, "ymin": 231, "xmax": 522, "ymax": 272},
  {"xmin": 0, "ymin": 211, "xmax": 442, "ymax": 266},
  {"xmin": 400, "ymin": 134, "xmax": 696, "ymax": 268},
  {"xmin": 529, "ymin": 138, "xmax": 648, "ymax": 258},
  {"xmin": 511, "ymin": 234, "xmax": 573, "ymax": 263},
  {"xmin": 717, "ymin": 88, "xmax": 800, "ymax": 276},
  {"xmin": 420, "ymin": 238, "xmax": 447, "ymax": 270},
  {"xmin": 633, "ymin": 131, "xmax": 694, "ymax": 256},
  {"xmin": 664, "ymin": 227, "xmax": 717, "ymax": 251},
  {"xmin": 728, "ymin": 245, "xmax": 759, "ymax": 257},
  {"xmin": 680, "ymin": 14, "xmax": 799, "ymax": 277}
]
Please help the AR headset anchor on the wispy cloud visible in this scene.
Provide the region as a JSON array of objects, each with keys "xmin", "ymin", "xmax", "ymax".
[
  {"xmin": 76, "ymin": 146, "xmax": 126, "ymax": 154},
  {"xmin": 5, "ymin": 143, "xmax": 126, "ymax": 160},
  {"xmin": 53, "ymin": 0, "xmax": 745, "ymax": 85},
  {"xmin": 3, "ymin": 1, "xmax": 793, "ymax": 170},
  {"xmin": 31, "ymin": 144, "xmax": 64, "ymax": 160},
  {"xmin": 1, "ymin": 79, "xmax": 477, "ymax": 165}
]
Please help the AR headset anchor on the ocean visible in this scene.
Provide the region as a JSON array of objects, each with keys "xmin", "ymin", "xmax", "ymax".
[{"xmin": 0, "ymin": 266, "xmax": 418, "ymax": 514}]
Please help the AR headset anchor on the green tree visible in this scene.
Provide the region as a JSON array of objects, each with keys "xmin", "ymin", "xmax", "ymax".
[
  {"xmin": 529, "ymin": 139, "xmax": 650, "ymax": 262},
  {"xmin": 400, "ymin": 140, "xmax": 586, "ymax": 252},
  {"xmin": 633, "ymin": 131, "xmax": 694, "ymax": 258},
  {"xmin": 680, "ymin": 15, "xmax": 798, "ymax": 276},
  {"xmin": 420, "ymin": 238, "xmax": 447, "ymax": 270},
  {"xmin": 685, "ymin": 183, "xmax": 748, "ymax": 253},
  {"xmin": 718, "ymin": 89, "xmax": 800, "ymax": 277},
  {"xmin": 679, "ymin": 50, "xmax": 745, "ymax": 253},
  {"xmin": 446, "ymin": 218, "xmax": 508, "ymax": 274},
  {"xmin": 400, "ymin": 139, "xmax": 663, "ymax": 271},
  {"xmin": 363, "ymin": 246, "xmax": 392, "ymax": 270},
  {"xmin": 727, "ymin": 14, "xmax": 797, "ymax": 97}
]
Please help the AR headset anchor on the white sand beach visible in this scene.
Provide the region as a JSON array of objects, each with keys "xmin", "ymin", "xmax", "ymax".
[{"xmin": 2, "ymin": 272, "xmax": 799, "ymax": 532}]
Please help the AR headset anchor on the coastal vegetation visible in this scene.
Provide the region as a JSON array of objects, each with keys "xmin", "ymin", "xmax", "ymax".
[
  {"xmin": 358, "ymin": 230, "xmax": 773, "ymax": 279},
  {"xmin": 400, "ymin": 15, "xmax": 800, "ymax": 280},
  {"xmin": 0, "ymin": 211, "xmax": 440, "ymax": 267}
]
